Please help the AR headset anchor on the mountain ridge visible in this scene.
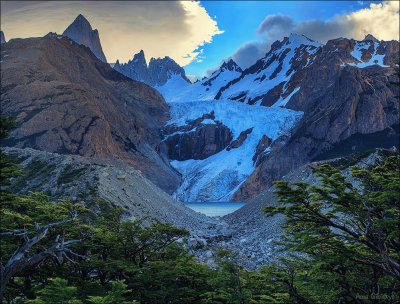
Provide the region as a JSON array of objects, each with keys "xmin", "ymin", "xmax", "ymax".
[
  {"xmin": 1, "ymin": 29, "xmax": 398, "ymax": 202},
  {"xmin": 114, "ymin": 51, "xmax": 190, "ymax": 87},
  {"xmin": 156, "ymin": 33, "xmax": 399, "ymax": 201},
  {"xmin": 63, "ymin": 14, "xmax": 107, "ymax": 62},
  {"xmin": 0, "ymin": 33, "xmax": 180, "ymax": 193}
]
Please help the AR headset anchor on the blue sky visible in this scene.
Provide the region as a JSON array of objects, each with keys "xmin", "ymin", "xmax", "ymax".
[
  {"xmin": 184, "ymin": 1, "xmax": 378, "ymax": 76},
  {"xmin": 1, "ymin": 1, "xmax": 398, "ymax": 78}
]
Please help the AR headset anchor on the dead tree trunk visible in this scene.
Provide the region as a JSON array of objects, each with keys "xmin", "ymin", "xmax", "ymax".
[{"xmin": 0, "ymin": 213, "xmax": 83, "ymax": 300}]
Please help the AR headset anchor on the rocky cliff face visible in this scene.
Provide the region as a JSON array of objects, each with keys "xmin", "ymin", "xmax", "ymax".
[
  {"xmin": 0, "ymin": 33, "xmax": 180, "ymax": 193},
  {"xmin": 163, "ymin": 113, "xmax": 233, "ymax": 161},
  {"xmin": 114, "ymin": 51, "xmax": 190, "ymax": 87},
  {"xmin": 114, "ymin": 50, "xmax": 150, "ymax": 84},
  {"xmin": 0, "ymin": 31, "xmax": 5, "ymax": 44},
  {"xmin": 148, "ymin": 56, "xmax": 190, "ymax": 86},
  {"xmin": 233, "ymin": 35, "xmax": 400, "ymax": 200},
  {"xmin": 62, "ymin": 14, "xmax": 107, "ymax": 62}
]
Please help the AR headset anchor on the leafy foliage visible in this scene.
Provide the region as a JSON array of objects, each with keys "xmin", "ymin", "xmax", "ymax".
[{"xmin": 264, "ymin": 156, "xmax": 400, "ymax": 303}]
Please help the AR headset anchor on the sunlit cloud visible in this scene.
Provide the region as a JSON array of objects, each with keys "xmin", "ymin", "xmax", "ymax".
[
  {"xmin": 230, "ymin": 1, "xmax": 399, "ymax": 69},
  {"xmin": 0, "ymin": 1, "xmax": 223, "ymax": 65},
  {"xmin": 345, "ymin": 1, "xmax": 399, "ymax": 40}
]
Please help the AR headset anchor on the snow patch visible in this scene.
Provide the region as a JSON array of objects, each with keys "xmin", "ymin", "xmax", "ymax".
[
  {"xmin": 272, "ymin": 87, "xmax": 300, "ymax": 108},
  {"xmin": 201, "ymin": 119, "xmax": 216, "ymax": 125},
  {"xmin": 157, "ymin": 69, "xmax": 241, "ymax": 103},
  {"xmin": 219, "ymin": 34, "xmax": 321, "ymax": 104},
  {"xmin": 349, "ymin": 41, "xmax": 389, "ymax": 68}
]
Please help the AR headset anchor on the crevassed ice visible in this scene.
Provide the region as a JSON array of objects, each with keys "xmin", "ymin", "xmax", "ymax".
[
  {"xmin": 163, "ymin": 96, "xmax": 303, "ymax": 201},
  {"xmin": 157, "ymin": 45, "xmax": 305, "ymax": 201}
]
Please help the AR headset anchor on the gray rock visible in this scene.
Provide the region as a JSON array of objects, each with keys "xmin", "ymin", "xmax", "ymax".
[
  {"xmin": 114, "ymin": 51, "xmax": 190, "ymax": 87},
  {"xmin": 0, "ymin": 31, "xmax": 6, "ymax": 44},
  {"xmin": 63, "ymin": 14, "xmax": 107, "ymax": 62}
]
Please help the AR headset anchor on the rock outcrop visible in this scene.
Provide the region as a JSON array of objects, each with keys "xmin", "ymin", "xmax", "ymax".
[
  {"xmin": 114, "ymin": 51, "xmax": 190, "ymax": 87},
  {"xmin": 226, "ymin": 128, "xmax": 253, "ymax": 151},
  {"xmin": 0, "ymin": 31, "xmax": 5, "ymax": 44},
  {"xmin": 165, "ymin": 123, "xmax": 232, "ymax": 161},
  {"xmin": 163, "ymin": 112, "xmax": 233, "ymax": 161},
  {"xmin": 114, "ymin": 50, "xmax": 150, "ymax": 84},
  {"xmin": 252, "ymin": 135, "xmax": 272, "ymax": 165},
  {"xmin": 0, "ymin": 33, "xmax": 180, "ymax": 193},
  {"xmin": 63, "ymin": 14, "xmax": 107, "ymax": 62},
  {"xmin": 148, "ymin": 56, "xmax": 190, "ymax": 86}
]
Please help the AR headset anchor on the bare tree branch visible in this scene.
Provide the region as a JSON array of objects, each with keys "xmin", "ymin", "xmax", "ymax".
[{"xmin": 0, "ymin": 213, "xmax": 84, "ymax": 299}]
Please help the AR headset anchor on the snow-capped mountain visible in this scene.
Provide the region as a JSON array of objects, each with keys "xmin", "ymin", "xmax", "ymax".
[
  {"xmin": 215, "ymin": 34, "xmax": 322, "ymax": 106},
  {"xmin": 158, "ymin": 59, "xmax": 243, "ymax": 103},
  {"xmin": 63, "ymin": 14, "xmax": 107, "ymax": 62},
  {"xmin": 0, "ymin": 31, "xmax": 6, "ymax": 44},
  {"xmin": 156, "ymin": 33, "xmax": 399, "ymax": 202},
  {"xmin": 2, "ymin": 26, "xmax": 397, "ymax": 203},
  {"xmin": 114, "ymin": 51, "xmax": 190, "ymax": 87},
  {"xmin": 158, "ymin": 56, "xmax": 303, "ymax": 201},
  {"xmin": 338, "ymin": 35, "xmax": 396, "ymax": 68},
  {"xmin": 235, "ymin": 34, "xmax": 399, "ymax": 200}
]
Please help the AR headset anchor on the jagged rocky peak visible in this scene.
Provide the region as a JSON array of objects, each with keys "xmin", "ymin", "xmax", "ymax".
[
  {"xmin": 113, "ymin": 51, "xmax": 189, "ymax": 87},
  {"xmin": 0, "ymin": 31, "xmax": 6, "ymax": 44},
  {"xmin": 363, "ymin": 34, "xmax": 379, "ymax": 42},
  {"xmin": 68, "ymin": 14, "xmax": 92, "ymax": 32},
  {"xmin": 148, "ymin": 56, "xmax": 180, "ymax": 71},
  {"xmin": 148, "ymin": 56, "xmax": 190, "ymax": 86},
  {"xmin": 220, "ymin": 59, "xmax": 242, "ymax": 72},
  {"xmin": 117, "ymin": 50, "xmax": 147, "ymax": 67},
  {"xmin": 267, "ymin": 34, "xmax": 320, "ymax": 55},
  {"xmin": 130, "ymin": 50, "xmax": 146, "ymax": 64},
  {"xmin": 114, "ymin": 50, "xmax": 150, "ymax": 83},
  {"xmin": 63, "ymin": 14, "xmax": 107, "ymax": 62}
]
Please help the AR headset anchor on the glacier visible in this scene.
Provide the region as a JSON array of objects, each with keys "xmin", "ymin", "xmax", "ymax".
[{"xmin": 157, "ymin": 66, "xmax": 303, "ymax": 202}]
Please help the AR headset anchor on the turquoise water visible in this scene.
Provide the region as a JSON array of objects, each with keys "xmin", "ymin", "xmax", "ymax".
[{"xmin": 185, "ymin": 202, "xmax": 246, "ymax": 217}]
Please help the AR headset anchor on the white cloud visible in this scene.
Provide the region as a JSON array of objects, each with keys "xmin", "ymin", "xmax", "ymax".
[
  {"xmin": 345, "ymin": 1, "xmax": 399, "ymax": 40},
  {"xmin": 229, "ymin": 1, "xmax": 399, "ymax": 69},
  {"xmin": 0, "ymin": 1, "xmax": 223, "ymax": 66}
]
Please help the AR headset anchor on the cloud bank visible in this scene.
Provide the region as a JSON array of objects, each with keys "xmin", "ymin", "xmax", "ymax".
[
  {"xmin": 230, "ymin": 1, "xmax": 399, "ymax": 69},
  {"xmin": 0, "ymin": 1, "xmax": 223, "ymax": 65}
]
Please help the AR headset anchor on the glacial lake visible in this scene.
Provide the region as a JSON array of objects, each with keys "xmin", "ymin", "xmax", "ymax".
[{"xmin": 185, "ymin": 202, "xmax": 246, "ymax": 217}]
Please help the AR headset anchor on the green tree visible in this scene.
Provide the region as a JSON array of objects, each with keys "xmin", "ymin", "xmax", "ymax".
[
  {"xmin": 27, "ymin": 278, "xmax": 82, "ymax": 304},
  {"xmin": 0, "ymin": 117, "xmax": 87, "ymax": 301},
  {"xmin": 265, "ymin": 154, "xmax": 400, "ymax": 303},
  {"xmin": 88, "ymin": 280, "xmax": 132, "ymax": 304}
]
